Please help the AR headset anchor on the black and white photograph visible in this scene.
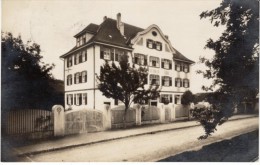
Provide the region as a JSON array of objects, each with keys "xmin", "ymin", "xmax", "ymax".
[{"xmin": 1, "ymin": 0, "xmax": 259, "ymax": 162}]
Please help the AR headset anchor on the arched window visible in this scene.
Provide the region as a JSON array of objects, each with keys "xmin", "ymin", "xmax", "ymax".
[
  {"xmin": 81, "ymin": 71, "xmax": 87, "ymax": 83},
  {"xmin": 67, "ymin": 74, "xmax": 72, "ymax": 85}
]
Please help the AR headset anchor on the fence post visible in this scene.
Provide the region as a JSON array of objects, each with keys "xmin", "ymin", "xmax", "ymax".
[
  {"xmin": 170, "ymin": 103, "xmax": 176, "ymax": 121},
  {"xmin": 158, "ymin": 103, "xmax": 165, "ymax": 123},
  {"xmin": 52, "ymin": 105, "xmax": 65, "ymax": 137},
  {"xmin": 104, "ymin": 104, "xmax": 111, "ymax": 130},
  {"xmin": 134, "ymin": 104, "xmax": 142, "ymax": 125}
]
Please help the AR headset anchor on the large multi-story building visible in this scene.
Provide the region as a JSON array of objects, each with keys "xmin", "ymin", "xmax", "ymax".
[{"xmin": 60, "ymin": 13, "xmax": 194, "ymax": 111}]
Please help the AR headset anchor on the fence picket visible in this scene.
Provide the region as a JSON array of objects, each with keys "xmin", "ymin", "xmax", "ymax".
[{"xmin": 4, "ymin": 109, "xmax": 54, "ymax": 137}]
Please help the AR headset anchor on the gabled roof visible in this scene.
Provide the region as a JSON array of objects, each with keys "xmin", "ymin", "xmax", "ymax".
[
  {"xmin": 61, "ymin": 17, "xmax": 194, "ymax": 64},
  {"xmin": 74, "ymin": 23, "xmax": 99, "ymax": 37},
  {"xmin": 173, "ymin": 48, "xmax": 195, "ymax": 64}
]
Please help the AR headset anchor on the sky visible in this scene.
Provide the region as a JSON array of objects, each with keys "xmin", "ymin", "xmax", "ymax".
[{"xmin": 2, "ymin": 0, "xmax": 225, "ymax": 93}]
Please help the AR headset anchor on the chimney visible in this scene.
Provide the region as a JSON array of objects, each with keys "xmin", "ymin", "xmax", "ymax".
[
  {"xmin": 103, "ymin": 16, "xmax": 107, "ymax": 21},
  {"xmin": 117, "ymin": 13, "xmax": 124, "ymax": 36}
]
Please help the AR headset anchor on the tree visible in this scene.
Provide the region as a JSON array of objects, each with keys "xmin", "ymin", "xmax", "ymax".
[
  {"xmin": 181, "ymin": 90, "xmax": 195, "ymax": 105},
  {"xmin": 195, "ymin": 0, "xmax": 259, "ymax": 138},
  {"xmin": 1, "ymin": 32, "xmax": 63, "ymax": 111},
  {"xmin": 96, "ymin": 54, "xmax": 160, "ymax": 126}
]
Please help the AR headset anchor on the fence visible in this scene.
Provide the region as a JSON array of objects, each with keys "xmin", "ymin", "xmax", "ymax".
[
  {"xmin": 111, "ymin": 106, "xmax": 136, "ymax": 129},
  {"xmin": 4, "ymin": 109, "xmax": 53, "ymax": 138},
  {"xmin": 175, "ymin": 105, "xmax": 189, "ymax": 118},
  {"xmin": 141, "ymin": 105, "xmax": 160, "ymax": 123},
  {"xmin": 65, "ymin": 109, "xmax": 104, "ymax": 135}
]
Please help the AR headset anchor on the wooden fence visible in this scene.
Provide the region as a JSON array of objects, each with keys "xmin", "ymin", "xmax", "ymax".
[{"xmin": 4, "ymin": 109, "xmax": 54, "ymax": 138}]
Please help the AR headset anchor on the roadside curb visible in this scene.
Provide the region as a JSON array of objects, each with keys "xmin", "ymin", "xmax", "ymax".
[{"xmin": 17, "ymin": 115, "xmax": 258, "ymax": 157}]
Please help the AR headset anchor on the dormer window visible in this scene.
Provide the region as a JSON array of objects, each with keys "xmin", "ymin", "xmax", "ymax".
[
  {"xmin": 77, "ymin": 38, "xmax": 80, "ymax": 47},
  {"xmin": 82, "ymin": 35, "xmax": 86, "ymax": 44}
]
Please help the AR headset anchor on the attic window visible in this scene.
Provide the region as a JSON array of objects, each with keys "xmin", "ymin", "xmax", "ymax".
[{"xmin": 152, "ymin": 31, "xmax": 157, "ymax": 36}]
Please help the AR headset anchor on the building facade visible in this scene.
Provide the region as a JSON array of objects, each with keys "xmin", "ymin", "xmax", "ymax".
[{"xmin": 60, "ymin": 13, "xmax": 194, "ymax": 111}]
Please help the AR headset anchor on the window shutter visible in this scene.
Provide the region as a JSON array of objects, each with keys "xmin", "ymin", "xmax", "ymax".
[
  {"xmin": 74, "ymin": 95, "xmax": 76, "ymax": 105},
  {"xmin": 114, "ymin": 99, "xmax": 118, "ymax": 105},
  {"xmin": 169, "ymin": 63, "xmax": 172, "ymax": 69},
  {"xmin": 79, "ymin": 94, "xmax": 82, "ymax": 105},
  {"xmin": 115, "ymin": 54, "xmax": 118, "ymax": 61},
  {"xmin": 85, "ymin": 74, "xmax": 87, "ymax": 82},
  {"xmin": 74, "ymin": 55, "xmax": 76, "ymax": 65},
  {"xmin": 79, "ymin": 74, "xmax": 82, "ymax": 83},
  {"xmin": 170, "ymin": 79, "xmax": 172, "ymax": 86},
  {"xmin": 180, "ymin": 64, "xmax": 183, "ymax": 72},
  {"xmin": 175, "ymin": 64, "xmax": 177, "ymax": 71},
  {"xmin": 153, "ymin": 42, "xmax": 156, "ymax": 49},
  {"xmin": 74, "ymin": 75, "xmax": 76, "ymax": 84},
  {"xmin": 67, "ymin": 59, "xmax": 69, "ymax": 68},
  {"xmin": 170, "ymin": 96, "xmax": 173, "ymax": 103},
  {"xmin": 188, "ymin": 81, "xmax": 190, "ymax": 88},
  {"xmin": 175, "ymin": 79, "xmax": 177, "ymax": 87},
  {"xmin": 180, "ymin": 79, "xmax": 183, "ymax": 87},
  {"xmin": 146, "ymin": 40, "xmax": 149, "ymax": 47},
  {"xmin": 162, "ymin": 77, "xmax": 165, "ymax": 86},
  {"xmin": 100, "ymin": 51, "xmax": 104, "ymax": 59},
  {"xmin": 161, "ymin": 61, "xmax": 164, "ymax": 68},
  {"xmin": 187, "ymin": 65, "xmax": 189, "ymax": 73},
  {"xmin": 85, "ymin": 51, "xmax": 87, "ymax": 61},
  {"xmin": 144, "ymin": 55, "xmax": 147, "ymax": 65},
  {"xmin": 111, "ymin": 53, "xmax": 114, "ymax": 61},
  {"xmin": 67, "ymin": 95, "xmax": 69, "ymax": 105}
]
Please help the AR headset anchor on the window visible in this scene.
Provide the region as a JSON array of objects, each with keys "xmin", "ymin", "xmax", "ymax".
[
  {"xmin": 67, "ymin": 74, "xmax": 72, "ymax": 86},
  {"xmin": 74, "ymin": 72, "xmax": 82, "ymax": 84},
  {"xmin": 79, "ymin": 52, "xmax": 83, "ymax": 63},
  {"xmin": 150, "ymin": 74, "xmax": 160, "ymax": 85},
  {"xmin": 152, "ymin": 31, "xmax": 157, "ymax": 36},
  {"xmin": 134, "ymin": 53, "xmax": 147, "ymax": 65},
  {"xmin": 161, "ymin": 59, "xmax": 172, "ymax": 69},
  {"xmin": 147, "ymin": 39, "xmax": 153, "ymax": 49},
  {"xmin": 183, "ymin": 64, "xmax": 189, "ymax": 73},
  {"xmin": 82, "ymin": 50, "xmax": 87, "ymax": 62},
  {"xmin": 81, "ymin": 71, "xmax": 87, "ymax": 83},
  {"xmin": 162, "ymin": 76, "xmax": 172, "ymax": 86},
  {"xmin": 67, "ymin": 56, "xmax": 73, "ymax": 67},
  {"xmin": 160, "ymin": 94, "xmax": 173, "ymax": 104},
  {"xmin": 82, "ymin": 35, "xmax": 86, "ymax": 44},
  {"xmin": 175, "ymin": 78, "xmax": 182, "ymax": 87},
  {"xmin": 115, "ymin": 49, "xmax": 126, "ymax": 62},
  {"xmin": 82, "ymin": 93, "xmax": 87, "ymax": 105},
  {"xmin": 183, "ymin": 79, "xmax": 190, "ymax": 88},
  {"xmin": 175, "ymin": 95, "xmax": 181, "ymax": 104},
  {"xmin": 149, "ymin": 56, "xmax": 160, "ymax": 67},
  {"xmin": 175, "ymin": 62, "xmax": 182, "ymax": 71},
  {"xmin": 155, "ymin": 42, "xmax": 162, "ymax": 51},
  {"xmin": 67, "ymin": 94, "xmax": 73, "ymax": 105},
  {"xmin": 77, "ymin": 38, "xmax": 80, "ymax": 47},
  {"xmin": 76, "ymin": 93, "xmax": 82, "ymax": 105},
  {"xmin": 74, "ymin": 53, "xmax": 79, "ymax": 65},
  {"xmin": 100, "ymin": 47, "xmax": 114, "ymax": 61}
]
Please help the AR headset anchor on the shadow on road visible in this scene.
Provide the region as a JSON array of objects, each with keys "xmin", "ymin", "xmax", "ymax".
[{"xmin": 159, "ymin": 130, "xmax": 259, "ymax": 162}]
